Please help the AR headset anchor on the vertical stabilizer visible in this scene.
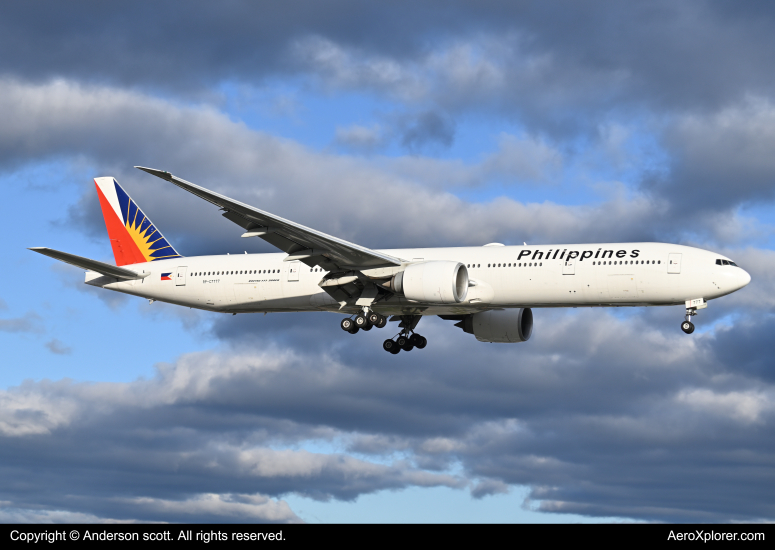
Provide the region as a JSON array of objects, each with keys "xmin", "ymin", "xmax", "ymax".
[{"xmin": 94, "ymin": 177, "xmax": 181, "ymax": 266}]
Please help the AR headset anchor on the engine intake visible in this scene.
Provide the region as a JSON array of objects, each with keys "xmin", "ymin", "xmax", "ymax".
[
  {"xmin": 391, "ymin": 261, "xmax": 468, "ymax": 304},
  {"xmin": 456, "ymin": 308, "xmax": 533, "ymax": 343}
]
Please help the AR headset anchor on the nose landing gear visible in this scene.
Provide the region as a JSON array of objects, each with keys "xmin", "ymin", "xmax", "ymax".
[{"xmin": 681, "ymin": 298, "xmax": 706, "ymax": 334}]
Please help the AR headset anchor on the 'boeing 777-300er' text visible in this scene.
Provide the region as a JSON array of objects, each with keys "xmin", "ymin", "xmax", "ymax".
[{"xmin": 31, "ymin": 167, "xmax": 751, "ymax": 354}]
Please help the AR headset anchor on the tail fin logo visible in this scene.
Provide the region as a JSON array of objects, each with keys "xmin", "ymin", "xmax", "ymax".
[{"xmin": 95, "ymin": 177, "xmax": 182, "ymax": 266}]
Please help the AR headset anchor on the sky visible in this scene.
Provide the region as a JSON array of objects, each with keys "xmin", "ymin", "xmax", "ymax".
[{"xmin": 1, "ymin": 0, "xmax": 775, "ymax": 523}]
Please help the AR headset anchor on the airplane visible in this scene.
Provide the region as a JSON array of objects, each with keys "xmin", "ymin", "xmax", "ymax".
[{"xmin": 30, "ymin": 167, "xmax": 751, "ymax": 354}]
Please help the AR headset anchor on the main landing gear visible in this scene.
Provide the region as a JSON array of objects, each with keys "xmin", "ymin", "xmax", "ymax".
[
  {"xmin": 382, "ymin": 314, "xmax": 426, "ymax": 354},
  {"xmin": 340, "ymin": 310, "xmax": 388, "ymax": 335},
  {"xmin": 383, "ymin": 332, "xmax": 427, "ymax": 354},
  {"xmin": 340, "ymin": 311, "xmax": 427, "ymax": 353}
]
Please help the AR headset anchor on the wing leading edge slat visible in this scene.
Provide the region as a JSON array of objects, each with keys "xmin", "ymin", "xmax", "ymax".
[{"xmin": 135, "ymin": 167, "xmax": 404, "ymax": 270}]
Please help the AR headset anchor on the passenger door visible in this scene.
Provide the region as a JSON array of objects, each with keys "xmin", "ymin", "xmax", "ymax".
[
  {"xmin": 668, "ymin": 253, "xmax": 682, "ymax": 274},
  {"xmin": 175, "ymin": 266, "xmax": 187, "ymax": 286},
  {"xmin": 287, "ymin": 260, "xmax": 300, "ymax": 282},
  {"xmin": 562, "ymin": 258, "xmax": 575, "ymax": 275}
]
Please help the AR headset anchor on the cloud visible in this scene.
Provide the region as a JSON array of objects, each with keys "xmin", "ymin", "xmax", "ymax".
[
  {"xmin": 0, "ymin": 78, "xmax": 693, "ymax": 259},
  {"xmin": 653, "ymin": 98, "xmax": 775, "ymax": 211},
  {"xmin": 1, "ymin": 304, "xmax": 773, "ymax": 522},
  {"xmin": 334, "ymin": 124, "xmax": 385, "ymax": 153},
  {"xmin": 45, "ymin": 339, "xmax": 72, "ymax": 355},
  {"xmin": 675, "ymin": 389, "xmax": 774, "ymax": 424},
  {"xmin": 2, "ymin": 2, "xmax": 775, "ymax": 131},
  {"xmin": 0, "ymin": 312, "xmax": 43, "ymax": 334},
  {"xmin": 398, "ymin": 110, "xmax": 455, "ymax": 153}
]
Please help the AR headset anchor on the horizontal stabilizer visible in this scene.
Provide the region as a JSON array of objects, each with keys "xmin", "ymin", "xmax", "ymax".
[{"xmin": 28, "ymin": 248, "xmax": 150, "ymax": 280}]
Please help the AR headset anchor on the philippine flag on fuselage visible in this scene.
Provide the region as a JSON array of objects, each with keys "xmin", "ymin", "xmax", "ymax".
[{"xmin": 161, "ymin": 272, "xmax": 172, "ymax": 281}]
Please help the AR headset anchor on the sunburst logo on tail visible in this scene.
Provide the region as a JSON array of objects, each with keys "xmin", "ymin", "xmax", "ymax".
[{"xmin": 95, "ymin": 177, "xmax": 182, "ymax": 266}]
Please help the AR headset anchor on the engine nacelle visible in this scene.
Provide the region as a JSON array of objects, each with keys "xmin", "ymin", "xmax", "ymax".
[
  {"xmin": 391, "ymin": 261, "xmax": 468, "ymax": 304},
  {"xmin": 457, "ymin": 308, "xmax": 533, "ymax": 343}
]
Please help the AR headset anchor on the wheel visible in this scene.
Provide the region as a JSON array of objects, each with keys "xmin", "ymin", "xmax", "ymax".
[
  {"xmin": 396, "ymin": 335, "xmax": 408, "ymax": 348},
  {"xmin": 341, "ymin": 318, "xmax": 354, "ymax": 332},
  {"xmin": 383, "ymin": 339, "xmax": 397, "ymax": 353},
  {"xmin": 401, "ymin": 341, "xmax": 414, "ymax": 352},
  {"xmin": 416, "ymin": 336, "xmax": 427, "ymax": 349},
  {"xmin": 348, "ymin": 325, "xmax": 360, "ymax": 334},
  {"xmin": 362, "ymin": 323, "xmax": 373, "ymax": 331},
  {"xmin": 409, "ymin": 334, "xmax": 421, "ymax": 345},
  {"xmin": 376, "ymin": 315, "xmax": 387, "ymax": 329},
  {"xmin": 681, "ymin": 321, "xmax": 694, "ymax": 334},
  {"xmin": 368, "ymin": 312, "xmax": 381, "ymax": 325},
  {"xmin": 390, "ymin": 345, "xmax": 401, "ymax": 354},
  {"xmin": 355, "ymin": 314, "xmax": 370, "ymax": 328}
]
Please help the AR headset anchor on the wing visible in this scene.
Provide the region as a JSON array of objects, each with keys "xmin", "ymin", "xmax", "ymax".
[
  {"xmin": 135, "ymin": 167, "xmax": 404, "ymax": 271},
  {"xmin": 29, "ymin": 247, "xmax": 150, "ymax": 280}
]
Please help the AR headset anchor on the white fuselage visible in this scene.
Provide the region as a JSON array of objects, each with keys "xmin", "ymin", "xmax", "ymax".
[{"xmin": 86, "ymin": 242, "xmax": 751, "ymax": 317}]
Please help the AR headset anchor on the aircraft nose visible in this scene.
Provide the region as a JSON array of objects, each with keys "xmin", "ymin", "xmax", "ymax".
[{"xmin": 738, "ymin": 268, "xmax": 752, "ymax": 289}]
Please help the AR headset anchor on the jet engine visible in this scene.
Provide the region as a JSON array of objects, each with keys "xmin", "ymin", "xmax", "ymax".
[
  {"xmin": 391, "ymin": 261, "xmax": 469, "ymax": 304},
  {"xmin": 455, "ymin": 308, "xmax": 533, "ymax": 343}
]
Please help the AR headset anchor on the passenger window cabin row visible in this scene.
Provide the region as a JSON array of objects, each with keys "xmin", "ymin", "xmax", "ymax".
[
  {"xmin": 192, "ymin": 269, "xmax": 278, "ymax": 276},
  {"xmin": 464, "ymin": 260, "xmax": 660, "ymax": 268}
]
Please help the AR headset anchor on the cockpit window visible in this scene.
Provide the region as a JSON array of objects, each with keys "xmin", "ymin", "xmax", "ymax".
[{"xmin": 716, "ymin": 258, "xmax": 739, "ymax": 267}]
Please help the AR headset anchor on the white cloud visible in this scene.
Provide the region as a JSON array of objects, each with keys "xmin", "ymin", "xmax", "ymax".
[
  {"xmin": 334, "ymin": 123, "xmax": 385, "ymax": 152},
  {"xmin": 0, "ymin": 78, "xmax": 672, "ymax": 252},
  {"xmin": 122, "ymin": 493, "xmax": 301, "ymax": 523},
  {"xmin": 676, "ymin": 389, "xmax": 775, "ymax": 424}
]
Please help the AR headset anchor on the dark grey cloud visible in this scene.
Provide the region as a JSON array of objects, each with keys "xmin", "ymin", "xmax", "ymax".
[
  {"xmin": 44, "ymin": 338, "xmax": 72, "ymax": 355},
  {"xmin": 646, "ymin": 100, "xmax": 775, "ymax": 212},
  {"xmin": 0, "ymin": 312, "xmax": 43, "ymax": 334},
  {"xmin": 2, "ymin": 1, "xmax": 775, "ymax": 124},
  {"xmin": 1, "ymin": 305, "xmax": 773, "ymax": 522},
  {"xmin": 398, "ymin": 111, "xmax": 455, "ymax": 153}
]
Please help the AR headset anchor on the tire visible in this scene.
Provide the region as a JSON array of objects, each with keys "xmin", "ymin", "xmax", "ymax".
[
  {"xmin": 362, "ymin": 323, "xmax": 373, "ymax": 331},
  {"xmin": 341, "ymin": 318, "xmax": 354, "ymax": 332},
  {"xmin": 348, "ymin": 325, "xmax": 360, "ymax": 334},
  {"xmin": 383, "ymin": 339, "xmax": 396, "ymax": 353},
  {"xmin": 409, "ymin": 334, "xmax": 421, "ymax": 345},
  {"xmin": 396, "ymin": 335, "xmax": 408, "ymax": 348},
  {"xmin": 681, "ymin": 321, "xmax": 694, "ymax": 334},
  {"xmin": 368, "ymin": 312, "xmax": 381, "ymax": 325},
  {"xmin": 402, "ymin": 342, "xmax": 414, "ymax": 352},
  {"xmin": 390, "ymin": 345, "xmax": 401, "ymax": 354},
  {"xmin": 355, "ymin": 314, "xmax": 369, "ymax": 328},
  {"xmin": 376, "ymin": 316, "xmax": 387, "ymax": 329},
  {"xmin": 415, "ymin": 336, "xmax": 427, "ymax": 349}
]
